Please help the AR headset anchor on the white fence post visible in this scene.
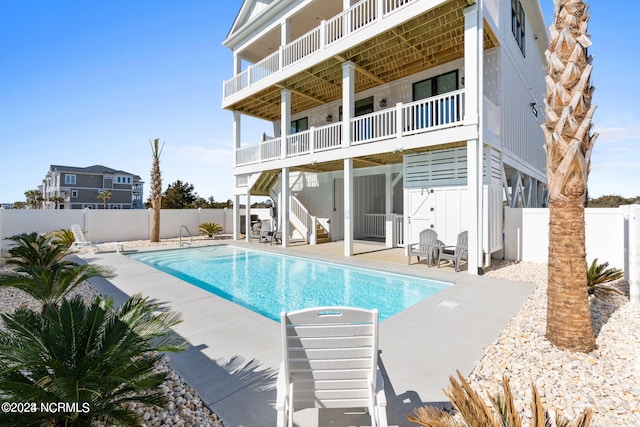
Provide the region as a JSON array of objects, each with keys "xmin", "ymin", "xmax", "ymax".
[{"xmin": 624, "ymin": 205, "xmax": 640, "ymax": 308}]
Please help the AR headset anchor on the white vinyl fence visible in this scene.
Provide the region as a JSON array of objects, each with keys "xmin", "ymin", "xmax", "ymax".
[
  {"xmin": 504, "ymin": 205, "xmax": 640, "ymax": 308},
  {"xmin": 503, "ymin": 206, "xmax": 637, "ymax": 270},
  {"xmin": 0, "ymin": 208, "xmax": 270, "ymax": 251}
]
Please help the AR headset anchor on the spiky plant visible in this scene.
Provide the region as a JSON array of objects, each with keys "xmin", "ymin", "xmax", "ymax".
[
  {"xmin": 199, "ymin": 222, "xmax": 223, "ymax": 237},
  {"xmin": 50, "ymin": 228, "xmax": 76, "ymax": 249},
  {"xmin": 542, "ymin": 0, "xmax": 597, "ymax": 352},
  {"xmin": 0, "ymin": 294, "xmax": 184, "ymax": 427},
  {"xmin": 150, "ymin": 138, "xmax": 165, "ymax": 243},
  {"xmin": 587, "ymin": 258, "xmax": 624, "ymax": 298},
  {"xmin": 0, "ymin": 263, "xmax": 111, "ymax": 314},
  {"xmin": 407, "ymin": 371, "xmax": 592, "ymax": 427},
  {"xmin": 5, "ymin": 232, "xmax": 75, "ymax": 270}
]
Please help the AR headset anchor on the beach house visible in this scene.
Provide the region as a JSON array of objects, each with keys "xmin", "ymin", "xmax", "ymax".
[{"xmin": 222, "ymin": 0, "xmax": 548, "ymax": 274}]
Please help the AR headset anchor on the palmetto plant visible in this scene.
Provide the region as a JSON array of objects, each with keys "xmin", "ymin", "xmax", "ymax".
[
  {"xmin": 0, "ymin": 294, "xmax": 184, "ymax": 427},
  {"xmin": 199, "ymin": 222, "xmax": 223, "ymax": 237},
  {"xmin": 50, "ymin": 228, "xmax": 76, "ymax": 249},
  {"xmin": 0, "ymin": 232, "xmax": 110, "ymax": 313},
  {"xmin": 408, "ymin": 371, "xmax": 592, "ymax": 427},
  {"xmin": 587, "ymin": 258, "xmax": 624, "ymax": 298},
  {"xmin": 0, "ymin": 263, "xmax": 110, "ymax": 314},
  {"xmin": 5, "ymin": 232, "xmax": 75, "ymax": 270}
]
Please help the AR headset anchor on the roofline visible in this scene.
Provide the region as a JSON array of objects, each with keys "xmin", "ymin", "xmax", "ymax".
[{"xmin": 222, "ymin": 0, "xmax": 291, "ymax": 50}]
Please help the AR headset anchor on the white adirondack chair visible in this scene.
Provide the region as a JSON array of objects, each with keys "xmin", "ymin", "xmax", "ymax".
[{"xmin": 276, "ymin": 307, "xmax": 388, "ymax": 427}]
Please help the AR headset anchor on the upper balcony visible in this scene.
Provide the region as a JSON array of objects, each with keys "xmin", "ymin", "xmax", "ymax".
[{"xmin": 222, "ymin": 0, "xmax": 498, "ymax": 121}]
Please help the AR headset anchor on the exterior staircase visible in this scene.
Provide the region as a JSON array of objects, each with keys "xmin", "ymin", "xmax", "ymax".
[
  {"xmin": 315, "ymin": 222, "xmax": 331, "ymax": 244},
  {"xmin": 247, "ymin": 170, "xmax": 330, "ymax": 245}
]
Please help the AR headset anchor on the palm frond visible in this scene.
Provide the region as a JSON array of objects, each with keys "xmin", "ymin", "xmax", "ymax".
[
  {"xmin": 490, "ymin": 375, "xmax": 522, "ymax": 427},
  {"xmin": 0, "ymin": 294, "xmax": 183, "ymax": 426},
  {"xmin": 407, "ymin": 405, "xmax": 463, "ymax": 427}
]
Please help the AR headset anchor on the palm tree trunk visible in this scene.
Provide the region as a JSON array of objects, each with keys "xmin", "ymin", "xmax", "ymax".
[
  {"xmin": 150, "ymin": 138, "xmax": 164, "ymax": 243},
  {"xmin": 543, "ymin": 0, "xmax": 597, "ymax": 352},
  {"xmin": 547, "ymin": 201, "xmax": 594, "ymax": 351}
]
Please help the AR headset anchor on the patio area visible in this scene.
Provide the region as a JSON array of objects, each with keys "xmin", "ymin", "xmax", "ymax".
[{"xmin": 82, "ymin": 240, "xmax": 535, "ymax": 427}]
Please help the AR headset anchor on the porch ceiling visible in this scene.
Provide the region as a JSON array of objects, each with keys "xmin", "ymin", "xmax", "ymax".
[
  {"xmin": 227, "ymin": 0, "xmax": 498, "ymax": 122},
  {"xmin": 247, "ymin": 142, "xmax": 467, "ymax": 196}
]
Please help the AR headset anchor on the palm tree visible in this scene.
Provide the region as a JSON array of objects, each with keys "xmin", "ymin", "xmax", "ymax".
[
  {"xmin": 0, "ymin": 294, "xmax": 184, "ymax": 427},
  {"xmin": 541, "ymin": 0, "xmax": 597, "ymax": 352},
  {"xmin": 97, "ymin": 189, "xmax": 112, "ymax": 209},
  {"xmin": 150, "ymin": 138, "xmax": 165, "ymax": 242},
  {"xmin": 24, "ymin": 189, "xmax": 43, "ymax": 209},
  {"xmin": 49, "ymin": 195, "xmax": 65, "ymax": 209}
]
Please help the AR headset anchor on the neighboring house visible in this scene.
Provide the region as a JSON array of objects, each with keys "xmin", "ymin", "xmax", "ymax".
[
  {"xmin": 223, "ymin": 0, "xmax": 548, "ymax": 274},
  {"xmin": 40, "ymin": 165, "xmax": 145, "ymax": 209}
]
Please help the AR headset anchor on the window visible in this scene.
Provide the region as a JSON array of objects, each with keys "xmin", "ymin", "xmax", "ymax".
[
  {"xmin": 290, "ymin": 117, "xmax": 308, "ymax": 134},
  {"xmin": 512, "ymin": 0, "xmax": 525, "ymax": 56},
  {"xmin": 354, "ymin": 97, "xmax": 374, "ymax": 117},
  {"xmin": 338, "ymin": 96, "xmax": 375, "ymax": 121},
  {"xmin": 413, "ymin": 70, "xmax": 459, "ymax": 101},
  {"xmin": 71, "ymin": 190, "xmax": 78, "ymax": 198},
  {"xmin": 64, "ymin": 174, "xmax": 76, "ymax": 185}
]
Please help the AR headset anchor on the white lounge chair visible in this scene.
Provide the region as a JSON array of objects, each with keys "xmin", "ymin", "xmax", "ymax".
[
  {"xmin": 437, "ymin": 230, "xmax": 468, "ymax": 272},
  {"xmin": 407, "ymin": 228, "xmax": 442, "ymax": 267},
  {"xmin": 71, "ymin": 224, "xmax": 123, "ymax": 253},
  {"xmin": 276, "ymin": 307, "xmax": 388, "ymax": 427}
]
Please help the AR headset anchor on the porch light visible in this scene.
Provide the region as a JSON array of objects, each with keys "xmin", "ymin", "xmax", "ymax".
[
  {"xmin": 326, "ymin": 114, "xmax": 333, "ymax": 122},
  {"xmin": 379, "ymin": 99, "xmax": 387, "ymax": 108},
  {"xmin": 530, "ymin": 102, "xmax": 538, "ymax": 118}
]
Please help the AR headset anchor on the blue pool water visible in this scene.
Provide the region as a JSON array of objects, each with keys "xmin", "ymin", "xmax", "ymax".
[{"xmin": 128, "ymin": 245, "xmax": 450, "ymax": 321}]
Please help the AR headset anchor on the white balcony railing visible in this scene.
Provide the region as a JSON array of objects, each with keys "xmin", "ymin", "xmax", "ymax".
[
  {"xmin": 351, "ymin": 107, "xmax": 397, "ymax": 144},
  {"xmin": 223, "ymin": 0, "xmax": 418, "ymax": 99},
  {"xmin": 235, "ymin": 90, "xmax": 465, "ymax": 166},
  {"xmin": 364, "ymin": 213, "xmax": 386, "ymax": 238},
  {"xmin": 283, "ymin": 27, "xmax": 321, "ymax": 67}
]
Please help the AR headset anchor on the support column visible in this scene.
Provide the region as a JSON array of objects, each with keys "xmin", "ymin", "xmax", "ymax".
[
  {"xmin": 281, "ymin": 89, "xmax": 291, "ymax": 158},
  {"xmin": 624, "ymin": 205, "xmax": 640, "ymax": 308},
  {"xmin": 233, "ymin": 53, "xmax": 241, "ymax": 76},
  {"xmin": 342, "ymin": 61, "xmax": 355, "ymax": 148},
  {"xmin": 232, "ymin": 110, "xmax": 242, "ymax": 241},
  {"xmin": 385, "ymin": 172, "xmax": 393, "ymax": 248},
  {"xmin": 233, "ymin": 195, "xmax": 240, "ymax": 240},
  {"xmin": 344, "ymin": 158, "xmax": 354, "ymax": 256},
  {"xmin": 245, "ymin": 194, "xmax": 251, "ymax": 242},
  {"xmin": 464, "ymin": 2, "xmax": 483, "ymax": 274},
  {"xmin": 281, "ymin": 167, "xmax": 290, "ymax": 247}
]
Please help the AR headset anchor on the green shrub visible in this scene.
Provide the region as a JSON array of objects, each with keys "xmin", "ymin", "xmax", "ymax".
[
  {"xmin": 0, "ymin": 232, "xmax": 110, "ymax": 313},
  {"xmin": 198, "ymin": 222, "xmax": 223, "ymax": 237},
  {"xmin": 0, "ymin": 294, "xmax": 184, "ymax": 427},
  {"xmin": 587, "ymin": 258, "xmax": 624, "ymax": 298}
]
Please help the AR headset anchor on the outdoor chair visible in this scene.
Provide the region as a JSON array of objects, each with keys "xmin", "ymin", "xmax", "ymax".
[
  {"xmin": 70, "ymin": 224, "xmax": 123, "ymax": 253},
  {"xmin": 437, "ymin": 230, "xmax": 468, "ymax": 272},
  {"xmin": 276, "ymin": 307, "xmax": 388, "ymax": 427},
  {"xmin": 407, "ymin": 228, "xmax": 442, "ymax": 267}
]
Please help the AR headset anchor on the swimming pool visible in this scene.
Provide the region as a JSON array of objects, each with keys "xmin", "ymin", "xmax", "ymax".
[{"xmin": 128, "ymin": 245, "xmax": 450, "ymax": 321}]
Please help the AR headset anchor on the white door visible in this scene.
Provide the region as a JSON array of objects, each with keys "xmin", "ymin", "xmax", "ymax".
[{"xmin": 405, "ymin": 188, "xmax": 436, "ymax": 244}]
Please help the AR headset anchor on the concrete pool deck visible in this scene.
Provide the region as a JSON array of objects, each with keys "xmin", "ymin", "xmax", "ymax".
[{"xmin": 82, "ymin": 240, "xmax": 535, "ymax": 427}]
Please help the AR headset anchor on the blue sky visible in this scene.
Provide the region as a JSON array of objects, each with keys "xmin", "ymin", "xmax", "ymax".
[{"xmin": 0, "ymin": 1, "xmax": 638, "ymax": 205}]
